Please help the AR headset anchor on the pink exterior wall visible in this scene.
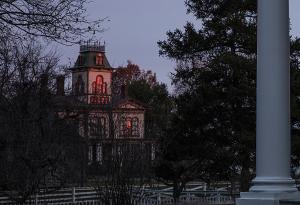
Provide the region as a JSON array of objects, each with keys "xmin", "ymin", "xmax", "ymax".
[{"xmin": 88, "ymin": 69, "xmax": 112, "ymax": 95}]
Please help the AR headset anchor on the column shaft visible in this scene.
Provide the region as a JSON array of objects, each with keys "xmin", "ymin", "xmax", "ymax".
[{"xmin": 250, "ymin": 0, "xmax": 296, "ymax": 192}]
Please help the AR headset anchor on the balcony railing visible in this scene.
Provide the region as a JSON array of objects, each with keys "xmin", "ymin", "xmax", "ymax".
[
  {"xmin": 80, "ymin": 44, "xmax": 105, "ymax": 53},
  {"xmin": 74, "ymin": 94, "xmax": 112, "ymax": 105},
  {"xmin": 89, "ymin": 94, "xmax": 111, "ymax": 105}
]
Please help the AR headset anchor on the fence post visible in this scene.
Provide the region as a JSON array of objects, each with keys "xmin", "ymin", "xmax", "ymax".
[
  {"xmin": 157, "ymin": 192, "xmax": 161, "ymax": 204},
  {"xmin": 35, "ymin": 193, "xmax": 38, "ymax": 205},
  {"xmin": 187, "ymin": 192, "xmax": 191, "ymax": 202},
  {"xmin": 72, "ymin": 187, "xmax": 76, "ymax": 203},
  {"xmin": 217, "ymin": 192, "xmax": 221, "ymax": 204}
]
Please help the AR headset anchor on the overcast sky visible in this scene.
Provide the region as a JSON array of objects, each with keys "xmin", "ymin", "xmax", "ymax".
[{"xmin": 57, "ymin": 0, "xmax": 300, "ymax": 90}]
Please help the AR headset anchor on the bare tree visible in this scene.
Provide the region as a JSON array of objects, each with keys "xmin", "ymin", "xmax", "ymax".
[
  {"xmin": 95, "ymin": 141, "xmax": 152, "ymax": 205},
  {"xmin": 0, "ymin": 0, "xmax": 105, "ymax": 44},
  {"xmin": 0, "ymin": 38, "xmax": 84, "ymax": 204},
  {"xmin": 88, "ymin": 109, "xmax": 154, "ymax": 205}
]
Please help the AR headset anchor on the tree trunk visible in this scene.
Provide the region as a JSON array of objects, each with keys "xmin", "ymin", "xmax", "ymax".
[
  {"xmin": 240, "ymin": 166, "xmax": 251, "ymax": 191},
  {"xmin": 173, "ymin": 180, "xmax": 185, "ymax": 204}
]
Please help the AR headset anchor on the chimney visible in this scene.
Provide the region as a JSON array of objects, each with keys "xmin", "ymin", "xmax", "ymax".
[
  {"xmin": 120, "ymin": 84, "xmax": 128, "ymax": 99},
  {"xmin": 40, "ymin": 73, "xmax": 49, "ymax": 92},
  {"xmin": 56, "ymin": 75, "xmax": 65, "ymax": 96}
]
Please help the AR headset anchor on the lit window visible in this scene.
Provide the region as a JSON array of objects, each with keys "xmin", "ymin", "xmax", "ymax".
[
  {"xmin": 91, "ymin": 75, "xmax": 107, "ymax": 94},
  {"xmin": 126, "ymin": 119, "xmax": 132, "ymax": 128},
  {"xmin": 90, "ymin": 75, "xmax": 109, "ymax": 104},
  {"xmin": 120, "ymin": 117, "xmax": 139, "ymax": 137},
  {"xmin": 103, "ymin": 82, "xmax": 107, "ymax": 94}
]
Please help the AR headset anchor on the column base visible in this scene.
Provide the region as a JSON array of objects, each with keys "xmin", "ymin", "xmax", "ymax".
[
  {"xmin": 236, "ymin": 177, "xmax": 300, "ymax": 205},
  {"xmin": 250, "ymin": 177, "xmax": 298, "ymax": 192},
  {"xmin": 236, "ymin": 192, "xmax": 300, "ymax": 205}
]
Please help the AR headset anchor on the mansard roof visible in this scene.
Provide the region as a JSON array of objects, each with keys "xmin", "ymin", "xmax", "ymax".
[{"xmin": 72, "ymin": 42, "xmax": 111, "ymax": 70}]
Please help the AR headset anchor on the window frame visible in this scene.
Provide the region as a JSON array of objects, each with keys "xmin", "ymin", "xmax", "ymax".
[
  {"xmin": 89, "ymin": 116, "xmax": 107, "ymax": 138},
  {"xmin": 120, "ymin": 117, "xmax": 139, "ymax": 138},
  {"xmin": 95, "ymin": 54, "xmax": 104, "ymax": 65}
]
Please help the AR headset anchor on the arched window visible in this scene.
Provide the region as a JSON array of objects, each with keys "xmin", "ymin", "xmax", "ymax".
[
  {"xmin": 90, "ymin": 75, "xmax": 109, "ymax": 104},
  {"xmin": 91, "ymin": 75, "xmax": 107, "ymax": 94},
  {"xmin": 95, "ymin": 75, "xmax": 103, "ymax": 94},
  {"xmin": 96, "ymin": 75, "xmax": 103, "ymax": 84},
  {"xmin": 126, "ymin": 118, "xmax": 132, "ymax": 129},
  {"xmin": 103, "ymin": 82, "xmax": 107, "ymax": 94},
  {"xmin": 92, "ymin": 82, "xmax": 96, "ymax": 94},
  {"xmin": 75, "ymin": 75, "xmax": 84, "ymax": 95}
]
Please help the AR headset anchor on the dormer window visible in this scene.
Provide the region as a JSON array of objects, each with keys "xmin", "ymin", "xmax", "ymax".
[{"xmin": 96, "ymin": 54, "xmax": 103, "ymax": 65}]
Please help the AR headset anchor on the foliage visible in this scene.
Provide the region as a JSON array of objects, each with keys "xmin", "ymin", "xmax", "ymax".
[
  {"xmin": 113, "ymin": 61, "xmax": 157, "ymax": 88},
  {"xmin": 113, "ymin": 61, "xmax": 173, "ymax": 139}
]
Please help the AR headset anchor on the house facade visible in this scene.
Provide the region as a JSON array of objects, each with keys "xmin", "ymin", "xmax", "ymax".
[{"xmin": 68, "ymin": 42, "xmax": 155, "ymax": 175}]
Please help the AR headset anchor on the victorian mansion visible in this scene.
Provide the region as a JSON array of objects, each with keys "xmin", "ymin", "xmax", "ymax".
[{"xmin": 61, "ymin": 42, "xmax": 155, "ymax": 174}]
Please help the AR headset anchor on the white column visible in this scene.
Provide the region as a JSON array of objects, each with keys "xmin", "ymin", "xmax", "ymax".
[
  {"xmin": 250, "ymin": 0, "xmax": 296, "ymax": 192},
  {"xmin": 236, "ymin": 1, "xmax": 300, "ymax": 204}
]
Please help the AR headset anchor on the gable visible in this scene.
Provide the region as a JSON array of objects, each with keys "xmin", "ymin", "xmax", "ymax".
[
  {"xmin": 120, "ymin": 103, "xmax": 137, "ymax": 109},
  {"xmin": 116, "ymin": 100, "xmax": 146, "ymax": 110}
]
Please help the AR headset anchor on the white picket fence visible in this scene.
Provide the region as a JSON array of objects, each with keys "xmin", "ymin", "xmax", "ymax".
[{"xmin": 0, "ymin": 187, "xmax": 237, "ymax": 205}]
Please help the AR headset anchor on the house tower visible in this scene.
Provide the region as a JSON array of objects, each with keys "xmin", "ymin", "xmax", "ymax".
[{"xmin": 72, "ymin": 42, "xmax": 112, "ymax": 104}]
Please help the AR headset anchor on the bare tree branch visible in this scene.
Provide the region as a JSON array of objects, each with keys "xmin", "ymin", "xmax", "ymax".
[{"xmin": 0, "ymin": 0, "xmax": 106, "ymax": 44}]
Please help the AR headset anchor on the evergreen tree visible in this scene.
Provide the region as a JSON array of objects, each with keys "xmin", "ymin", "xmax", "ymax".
[
  {"xmin": 291, "ymin": 39, "xmax": 300, "ymax": 175},
  {"xmin": 158, "ymin": 0, "xmax": 300, "ymax": 191}
]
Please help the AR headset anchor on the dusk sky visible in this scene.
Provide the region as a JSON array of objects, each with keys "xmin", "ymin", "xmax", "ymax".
[{"xmin": 58, "ymin": 0, "xmax": 300, "ymax": 90}]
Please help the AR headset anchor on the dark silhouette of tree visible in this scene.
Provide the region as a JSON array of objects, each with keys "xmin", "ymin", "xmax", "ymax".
[
  {"xmin": 0, "ymin": 38, "xmax": 84, "ymax": 204},
  {"xmin": 95, "ymin": 141, "xmax": 152, "ymax": 205},
  {"xmin": 157, "ymin": 0, "xmax": 300, "ymax": 193},
  {"xmin": 290, "ymin": 39, "xmax": 300, "ymax": 179}
]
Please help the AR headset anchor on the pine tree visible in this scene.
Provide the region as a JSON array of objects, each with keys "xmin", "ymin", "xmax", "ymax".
[{"xmin": 158, "ymin": 0, "xmax": 300, "ymax": 191}]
